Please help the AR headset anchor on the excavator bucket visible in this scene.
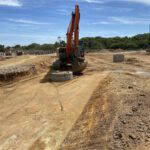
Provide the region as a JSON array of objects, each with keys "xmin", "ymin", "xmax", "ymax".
[{"xmin": 72, "ymin": 58, "xmax": 87, "ymax": 74}]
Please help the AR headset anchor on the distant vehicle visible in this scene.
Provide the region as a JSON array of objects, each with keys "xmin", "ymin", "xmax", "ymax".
[
  {"xmin": 0, "ymin": 52, "xmax": 5, "ymax": 61},
  {"xmin": 5, "ymin": 50, "xmax": 12, "ymax": 56},
  {"xmin": 146, "ymin": 49, "xmax": 150, "ymax": 54},
  {"xmin": 16, "ymin": 51, "xmax": 23, "ymax": 56},
  {"xmin": 0, "ymin": 52, "xmax": 5, "ymax": 56}
]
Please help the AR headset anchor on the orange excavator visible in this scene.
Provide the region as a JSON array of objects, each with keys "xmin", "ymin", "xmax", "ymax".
[{"xmin": 52, "ymin": 1, "xmax": 87, "ymax": 74}]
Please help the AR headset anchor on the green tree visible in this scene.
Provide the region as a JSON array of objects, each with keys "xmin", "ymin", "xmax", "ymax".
[
  {"xmin": 0, "ymin": 45, "xmax": 4, "ymax": 52},
  {"xmin": 26, "ymin": 43, "xmax": 41, "ymax": 50},
  {"xmin": 14, "ymin": 45, "xmax": 21, "ymax": 49}
]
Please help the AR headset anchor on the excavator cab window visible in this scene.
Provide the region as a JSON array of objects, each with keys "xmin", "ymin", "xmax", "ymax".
[
  {"xmin": 58, "ymin": 47, "xmax": 67, "ymax": 62},
  {"xmin": 79, "ymin": 41, "xmax": 85, "ymax": 57},
  {"xmin": 79, "ymin": 47, "xmax": 84, "ymax": 57}
]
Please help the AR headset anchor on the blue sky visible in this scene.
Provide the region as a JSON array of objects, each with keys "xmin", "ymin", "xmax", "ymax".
[{"xmin": 0, "ymin": 0, "xmax": 150, "ymax": 46}]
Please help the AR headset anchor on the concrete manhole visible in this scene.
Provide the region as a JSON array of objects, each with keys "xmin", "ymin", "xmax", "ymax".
[{"xmin": 113, "ymin": 54, "xmax": 125, "ymax": 63}]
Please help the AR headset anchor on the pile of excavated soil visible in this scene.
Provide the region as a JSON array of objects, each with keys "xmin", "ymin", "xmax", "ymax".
[
  {"xmin": 0, "ymin": 55, "xmax": 55, "ymax": 85},
  {"xmin": 0, "ymin": 64, "xmax": 36, "ymax": 83},
  {"xmin": 59, "ymin": 72, "xmax": 150, "ymax": 150},
  {"xmin": 125, "ymin": 57, "xmax": 143, "ymax": 66}
]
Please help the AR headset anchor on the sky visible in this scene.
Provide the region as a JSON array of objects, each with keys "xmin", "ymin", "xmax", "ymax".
[{"xmin": 0, "ymin": 0, "xmax": 150, "ymax": 46}]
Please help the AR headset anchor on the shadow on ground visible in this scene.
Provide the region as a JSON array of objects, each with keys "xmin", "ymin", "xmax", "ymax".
[{"xmin": 40, "ymin": 67, "xmax": 52, "ymax": 83}]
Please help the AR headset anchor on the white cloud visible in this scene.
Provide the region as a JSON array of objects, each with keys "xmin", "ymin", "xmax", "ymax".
[
  {"xmin": 83, "ymin": 0, "xmax": 150, "ymax": 5},
  {"xmin": 8, "ymin": 18, "xmax": 49, "ymax": 25},
  {"xmin": 0, "ymin": 33, "xmax": 57, "ymax": 46},
  {"xmin": 93, "ymin": 6, "xmax": 132, "ymax": 13},
  {"xmin": 90, "ymin": 17, "xmax": 150, "ymax": 25},
  {"xmin": 123, "ymin": 0, "xmax": 150, "ymax": 5},
  {"xmin": 0, "ymin": 0, "xmax": 22, "ymax": 7},
  {"xmin": 4, "ymin": 34, "xmax": 56, "ymax": 40},
  {"xmin": 56, "ymin": 9, "xmax": 69, "ymax": 16},
  {"xmin": 91, "ymin": 21, "xmax": 110, "ymax": 24},
  {"xmin": 82, "ymin": 0, "xmax": 103, "ymax": 3},
  {"xmin": 110, "ymin": 17, "xmax": 135, "ymax": 24},
  {"xmin": 110, "ymin": 17, "xmax": 150, "ymax": 24}
]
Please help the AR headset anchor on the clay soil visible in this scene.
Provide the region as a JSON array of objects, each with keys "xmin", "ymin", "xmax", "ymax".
[{"xmin": 0, "ymin": 51, "xmax": 150, "ymax": 150}]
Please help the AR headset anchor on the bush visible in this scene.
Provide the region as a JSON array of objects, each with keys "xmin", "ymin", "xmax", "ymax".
[{"xmin": 0, "ymin": 45, "xmax": 4, "ymax": 52}]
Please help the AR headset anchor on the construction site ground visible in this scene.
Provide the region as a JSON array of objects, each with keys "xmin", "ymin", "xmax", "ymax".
[{"xmin": 0, "ymin": 51, "xmax": 150, "ymax": 150}]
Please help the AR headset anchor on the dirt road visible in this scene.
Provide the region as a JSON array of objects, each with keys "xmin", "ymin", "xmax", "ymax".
[{"xmin": 0, "ymin": 51, "xmax": 150, "ymax": 150}]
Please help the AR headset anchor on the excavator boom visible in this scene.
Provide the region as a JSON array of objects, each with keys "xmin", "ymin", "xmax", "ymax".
[
  {"xmin": 66, "ymin": 2, "xmax": 80, "ymax": 62},
  {"xmin": 74, "ymin": 3, "xmax": 80, "ymax": 55},
  {"xmin": 66, "ymin": 12, "xmax": 75, "ymax": 61}
]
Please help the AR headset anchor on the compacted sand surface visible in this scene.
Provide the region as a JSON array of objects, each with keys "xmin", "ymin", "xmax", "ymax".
[{"xmin": 0, "ymin": 51, "xmax": 150, "ymax": 150}]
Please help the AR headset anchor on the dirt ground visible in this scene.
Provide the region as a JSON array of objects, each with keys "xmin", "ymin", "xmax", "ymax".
[{"xmin": 0, "ymin": 51, "xmax": 150, "ymax": 150}]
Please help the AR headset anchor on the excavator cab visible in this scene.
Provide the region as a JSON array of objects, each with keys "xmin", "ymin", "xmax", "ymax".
[{"xmin": 54, "ymin": 46, "xmax": 86, "ymax": 74}]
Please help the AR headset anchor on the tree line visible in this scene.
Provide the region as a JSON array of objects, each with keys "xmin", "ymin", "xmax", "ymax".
[
  {"xmin": 0, "ymin": 33, "xmax": 150, "ymax": 52},
  {"xmin": 80, "ymin": 33, "xmax": 150, "ymax": 51}
]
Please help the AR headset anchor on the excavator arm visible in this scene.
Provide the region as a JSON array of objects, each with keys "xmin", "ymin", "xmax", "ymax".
[
  {"xmin": 74, "ymin": 4, "xmax": 80, "ymax": 54},
  {"xmin": 66, "ymin": 12, "xmax": 75, "ymax": 61},
  {"xmin": 66, "ymin": 2, "xmax": 80, "ymax": 62}
]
